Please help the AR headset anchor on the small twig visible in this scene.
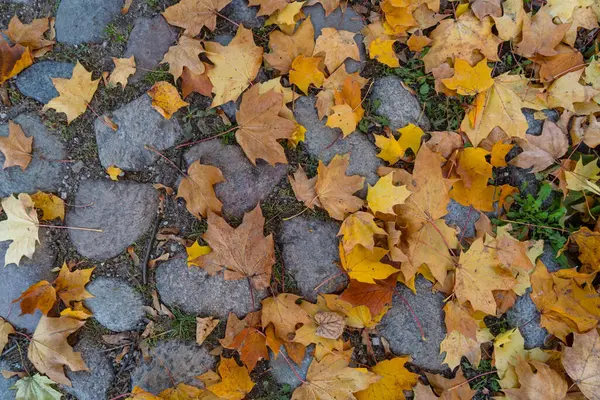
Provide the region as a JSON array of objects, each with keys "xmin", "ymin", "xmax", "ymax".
[
  {"xmin": 313, "ymin": 271, "xmax": 346, "ymax": 291},
  {"xmin": 142, "ymin": 214, "xmax": 162, "ymax": 285},
  {"xmin": 448, "ymin": 370, "xmax": 498, "ymax": 391},
  {"xmin": 0, "ymin": 344, "xmax": 16, "ymax": 359},
  {"xmin": 498, "ymin": 219, "xmax": 570, "ymax": 233},
  {"xmin": 37, "ymin": 224, "xmax": 103, "ymax": 233},
  {"xmin": 174, "ymin": 125, "xmax": 239, "ymax": 149},
  {"xmin": 279, "ymin": 350, "xmax": 306, "ymax": 384},
  {"xmin": 144, "ymin": 145, "xmax": 188, "ymax": 177},
  {"xmin": 394, "ymin": 288, "xmax": 426, "ymax": 341},
  {"xmin": 247, "ymin": 277, "xmax": 256, "ymax": 310},
  {"xmin": 458, "ymin": 206, "xmax": 474, "ymax": 243},
  {"xmin": 108, "ymin": 392, "xmax": 132, "ymax": 400}
]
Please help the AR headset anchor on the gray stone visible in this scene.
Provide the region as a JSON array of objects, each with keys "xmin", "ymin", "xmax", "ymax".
[
  {"xmin": 293, "ymin": 95, "xmax": 382, "ymax": 187},
  {"xmin": 269, "ymin": 346, "xmax": 313, "ymax": 389},
  {"xmin": 56, "ymin": 0, "xmax": 122, "ymax": 45},
  {"xmin": 506, "ymin": 289, "xmax": 548, "ymax": 349},
  {"xmin": 131, "ymin": 340, "xmax": 215, "ymax": 394},
  {"xmin": 85, "ymin": 277, "xmax": 145, "ymax": 332},
  {"xmin": 378, "ymin": 277, "xmax": 448, "ymax": 373},
  {"xmin": 495, "ymin": 165, "xmax": 538, "ymax": 197},
  {"xmin": 444, "ymin": 199, "xmax": 484, "ymax": 240},
  {"xmin": 523, "ymin": 108, "xmax": 560, "ymax": 136},
  {"xmin": 64, "ymin": 336, "xmax": 115, "ymax": 400},
  {"xmin": 222, "ymin": 0, "xmax": 266, "ymax": 29},
  {"xmin": 304, "ymin": 4, "xmax": 364, "ymax": 37},
  {"xmin": 370, "ymin": 76, "xmax": 430, "ymax": 131},
  {"xmin": 0, "ymin": 236, "xmax": 56, "ymax": 332},
  {"xmin": 0, "ymin": 114, "xmax": 66, "ymax": 197},
  {"xmin": 66, "ymin": 180, "xmax": 158, "ymax": 260},
  {"xmin": 71, "ymin": 161, "xmax": 85, "ymax": 174},
  {"xmin": 124, "ymin": 16, "xmax": 177, "ymax": 83},
  {"xmin": 540, "ymin": 243, "xmax": 563, "ymax": 272},
  {"xmin": 15, "ymin": 61, "xmax": 74, "ymax": 104},
  {"xmin": 279, "ymin": 217, "xmax": 347, "ymax": 302},
  {"xmin": 185, "ymin": 140, "xmax": 288, "ymax": 220},
  {"xmin": 156, "ymin": 255, "xmax": 265, "ymax": 319},
  {"xmin": 95, "ymin": 95, "xmax": 183, "ymax": 171},
  {"xmin": 0, "ymin": 360, "xmax": 18, "ymax": 400}
]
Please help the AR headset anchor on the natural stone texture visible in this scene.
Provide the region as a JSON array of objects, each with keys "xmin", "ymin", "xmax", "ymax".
[
  {"xmin": 95, "ymin": 95, "xmax": 183, "ymax": 171},
  {"xmin": 124, "ymin": 16, "xmax": 177, "ymax": 83},
  {"xmin": 279, "ymin": 217, "xmax": 347, "ymax": 302},
  {"xmin": 15, "ymin": 61, "xmax": 74, "ymax": 104},
  {"xmin": 0, "ymin": 360, "xmax": 18, "ymax": 400},
  {"xmin": 370, "ymin": 76, "xmax": 431, "ymax": 131},
  {"xmin": 293, "ymin": 95, "xmax": 382, "ymax": 187},
  {"xmin": 444, "ymin": 200, "xmax": 478, "ymax": 239},
  {"xmin": 85, "ymin": 277, "xmax": 145, "ymax": 332},
  {"xmin": 507, "ymin": 289, "xmax": 548, "ymax": 349},
  {"xmin": 495, "ymin": 165, "xmax": 539, "ymax": 197},
  {"xmin": 378, "ymin": 277, "xmax": 448, "ymax": 373},
  {"xmin": 131, "ymin": 340, "xmax": 215, "ymax": 394},
  {"xmin": 156, "ymin": 255, "xmax": 266, "ymax": 319},
  {"xmin": 540, "ymin": 243, "xmax": 563, "ymax": 272},
  {"xmin": 64, "ymin": 336, "xmax": 115, "ymax": 400},
  {"xmin": 66, "ymin": 180, "xmax": 158, "ymax": 260},
  {"xmin": 270, "ymin": 346, "xmax": 313, "ymax": 389},
  {"xmin": 0, "ymin": 236, "xmax": 56, "ymax": 332},
  {"xmin": 0, "ymin": 114, "xmax": 66, "ymax": 197},
  {"xmin": 523, "ymin": 108, "xmax": 560, "ymax": 136},
  {"xmin": 222, "ymin": 0, "xmax": 266, "ymax": 28},
  {"xmin": 56, "ymin": 0, "xmax": 122, "ymax": 45},
  {"xmin": 185, "ymin": 140, "xmax": 288, "ymax": 220}
]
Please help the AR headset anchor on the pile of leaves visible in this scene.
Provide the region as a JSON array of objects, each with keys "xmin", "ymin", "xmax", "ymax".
[{"xmin": 4, "ymin": 0, "xmax": 600, "ymax": 399}]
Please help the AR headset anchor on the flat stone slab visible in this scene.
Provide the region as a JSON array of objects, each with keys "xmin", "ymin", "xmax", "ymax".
[
  {"xmin": 378, "ymin": 277, "xmax": 448, "ymax": 373},
  {"xmin": 293, "ymin": 95, "xmax": 382, "ymax": 187},
  {"xmin": 131, "ymin": 340, "xmax": 215, "ymax": 394},
  {"xmin": 16, "ymin": 61, "xmax": 74, "ymax": 104},
  {"xmin": 507, "ymin": 289, "xmax": 548, "ymax": 349},
  {"xmin": 0, "ymin": 114, "xmax": 66, "ymax": 198},
  {"xmin": 66, "ymin": 180, "xmax": 158, "ymax": 260},
  {"xmin": 156, "ymin": 255, "xmax": 265, "ymax": 319},
  {"xmin": 279, "ymin": 217, "xmax": 347, "ymax": 302},
  {"xmin": 64, "ymin": 336, "xmax": 115, "ymax": 400},
  {"xmin": 56, "ymin": 0, "xmax": 122, "ymax": 45},
  {"xmin": 370, "ymin": 76, "xmax": 431, "ymax": 131},
  {"xmin": 85, "ymin": 277, "xmax": 145, "ymax": 332},
  {"xmin": 270, "ymin": 345, "xmax": 313, "ymax": 389},
  {"xmin": 222, "ymin": 0, "xmax": 266, "ymax": 28},
  {"xmin": 0, "ymin": 360, "xmax": 18, "ymax": 399},
  {"xmin": 304, "ymin": 4, "xmax": 364, "ymax": 36},
  {"xmin": 95, "ymin": 95, "xmax": 183, "ymax": 171},
  {"xmin": 185, "ymin": 140, "xmax": 288, "ymax": 220},
  {"xmin": 0, "ymin": 236, "xmax": 56, "ymax": 332},
  {"xmin": 124, "ymin": 16, "xmax": 177, "ymax": 83}
]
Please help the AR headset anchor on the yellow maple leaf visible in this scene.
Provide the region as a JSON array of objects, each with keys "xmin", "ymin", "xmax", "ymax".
[
  {"xmin": 355, "ymin": 357, "xmax": 418, "ymax": 400},
  {"xmin": 367, "ymin": 173, "xmax": 411, "ymax": 215},
  {"xmin": 31, "ymin": 191, "xmax": 64, "ymax": 221},
  {"xmin": 206, "ymin": 357, "xmax": 255, "ymax": 400},
  {"xmin": 0, "ymin": 121, "xmax": 32, "ymax": 171},
  {"xmin": 547, "ymin": 69, "xmax": 600, "ymax": 112},
  {"xmin": 325, "ymin": 77, "xmax": 364, "ymax": 136},
  {"xmin": 162, "ymin": 0, "xmax": 232, "ymax": 36},
  {"xmin": 266, "ymin": 1, "xmax": 306, "ymax": 34},
  {"xmin": 375, "ymin": 123, "xmax": 423, "ymax": 164},
  {"xmin": 161, "ymin": 36, "xmax": 205, "ymax": 81},
  {"xmin": 490, "ymin": 141, "xmax": 513, "ymax": 167},
  {"xmin": 0, "ymin": 193, "xmax": 39, "ymax": 266},
  {"xmin": 313, "ymin": 27, "xmax": 361, "ymax": 73},
  {"xmin": 108, "ymin": 56, "xmax": 136, "ymax": 89},
  {"xmin": 43, "ymin": 62, "xmax": 100, "ymax": 124},
  {"xmin": 106, "ymin": 165, "xmax": 122, "ymax": 181},
  {"xmin": 289, "ymin": 55, "xmax": 325, "ymax": 95},
  {"xmin": 369, "ymin": 37, "xmax": 399, "ymax": 67},
  {"xmin": 186, "ymin": 241, "xmax": 212, "ymax": 267},
  {"xmin": 338, "ymin": 211, "xmax": 387, "ymax": 253},
  {"xmin": 340, "ymin": 243, "xmax": 398, "ymax": 284},
  {"xmin": 442, "ymin": 58, "xmax": 494, "ymax": 96},
  {"xmin": 147, "ymin": 81, "xmax": 189, "ymax": 119},
  {"xmin": 440, "ymin": 330, "xmax": 481, "ymax": 369},
  {"xmin": 565, "ymin": 157, "xmax": 600, "ymax": 195}
]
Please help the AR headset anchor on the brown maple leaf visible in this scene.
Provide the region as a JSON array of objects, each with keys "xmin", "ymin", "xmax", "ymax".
[
  {"xmin": 12, "ymin": 281, "xmax": 56, "ymax": 316},
  {"xmin": 515, "ymin": 8, "xmax": 571, "ymax": 58},
  {"xmin": 264, "ymin": 16, "xmax": 315, "ymax": 74},
  {"xmin": 0, "ymin": 121, "xmax": 33, "ymax": 171},
  {"xmin": 162, "ymin": 0, "xmax": 232, "ymax": 36},
  {"xmin": 177, "ymin": 160, "xmax": 225, "ymax": 220},
  {"xmin": 4, "ymin": 16, "xmax": 54, "ymax": 52},
  {"xmin": 181, "ymin": 64, "xmax": 213, "ymax": 98},
  {"xmin": 0, "ymin": 39, "xmax": 33, "ymax": 84},
  {"xmin": 339, "ymin": 273, "xmax": 398, "ymax": 316},
  {"xmin": 235, "ymin": 85, "xmax": 297, "ymax": 166},
  {"xmin": 202, "ymin": 205, "xmax": 274, "ymax": 290}
]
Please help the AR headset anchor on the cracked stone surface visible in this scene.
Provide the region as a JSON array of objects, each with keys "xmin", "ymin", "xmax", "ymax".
[
  {"xmin": 64, "ymin": 335, "xmax": 115, "ymax": 400},
  {"xmin": 15, "ymin": 61, "xmax": 74, "ymax": 104},
  {"xmin": 156, "ymin": 255, "xmax": 266, "ymax": 319},
  {"xmin": 95, "ymin": 95, "xmax": 183, "ymax": 171},
  {"xmin": 0, "ymin": 235, "xmax": 56, "ymax": 332},
  {"xmin": 279, "ymin": 217, "xmax": 347, "ymax": 302},
  {"xmin": 85, "ymin": 277, "xmax": 145, "ymax": 332},
  {"xmin": 66, "ymin": 180, "xmax": 158, "ymax": 260},
  {"xmin": 130, "ymin": 340, "xmax": 216, "ymax": 394},
  {"xmin": 378, "ymin": 277, "xmax": 448, "ymax": 373},
  {"xmin": 0, "ymin": 114, "xmax": 66, "ymax": 198},
  {"xmin": 56, "ymin": 0, "xmax": 122, "ymax": 45},
  {"xmin": 293, "ymin": 95, "xmax": 382, "ymax": 188},
  {"xmin": 185, "ymin": 140, "xmax": 288, "ymax": 220},
  {"xmin": 124, "ymin": 16, "xmax": 178, "ymax": 83}
]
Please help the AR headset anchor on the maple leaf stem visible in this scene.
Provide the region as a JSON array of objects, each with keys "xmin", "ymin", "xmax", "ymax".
[
  {"xmin": 174, "ymin": 125, "xmax": 239, "ymax": 149},
  {"xmin": 279, "ymin": 349, "xmax": 307, "ymax": 384},
  {"xmin": 458, "ymin": 206, "xmax": 474, "ymax": 243},
  {"xmin": 498, "ymin": 219, "xmax": 570, "ymax": 233},
  {"xmin": 37, "ymin": 224, "xmax": 103, "ymax": 233},
  {"xmin": 108, "ymin": 394, "xmax": 132, "ymax": 400},
  {"xmin": 247, "ymin": 277, "xmax": 255, "ymax": 311},
  {"xmin": 85, "ymin": 102, "xmax": 115, "ymax": 130},
  {"xmin": 447, "ymin": 370, "xmax": 498, "ymax": 391},
  {"xmin": 393, "ymin": 288, "xmax": 426, "ymax": 341},
  {"xmin": 427, "ymin": 219, "xmax": 458, "ymax": 259},
  {"xmin": 313, "ymin": 271, "xmax": 346, "ymax": 291},
  {"xmin": 283, "ymin": 204, "xmax": 312, "ymax": 221},
  {"xmin": 144, "ymin": 145, "xmax": 188, "ymax": 178},
  {"xmin": 213, "ymin": 12, "xmax": 267, "ymax": 42}
]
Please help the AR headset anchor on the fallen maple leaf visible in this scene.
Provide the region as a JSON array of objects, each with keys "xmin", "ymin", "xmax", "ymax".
[
  {"xmin": 515, "ymin": 8, "xmax": 571, "ymax": 58},
  {"xmin": 562, "ymin": 329, "xmax": 600, "ymax": 400},
  {"xmin": 316, "ymin": 64, "xmax": 368, "ymax": 119},
  {"xmin": 367, "ymin": 173, "xmax": 411, "ymax": 215},
  {"xmin": 265, "ymin": 2, "xmax": 306, "ymax": 34},
  {"xmin": 205, "ymin": 25, "xmax": 263, "ymax": 107},
  {"xmin": 43, "ymin": 62, "xmax": 100, "ymax": 124},
  {"xmin": 159, "ymin": 382, "xmax": 211, "ymax": 400},
  {"xmin": 106, "ymin": 165, "xmax": 123, "ymax": 181},
  {"xmin": 4, "ymin": 16, "xmax": 54, "ymax": 52},
  {"xmin": 442, "ymin": 58, "xmax": 494, "ymax": 96},
  {"xmin": 248, "ymin": 0, "xmax": 289, "ymax": 16},
  {"xmin": 261, "ymin": 294, "xmax": 312, "ymax": 341},
  {"xmin": 265, "ymin": 16, "xmax": 315, "ymax": 74},
  {"xmin": 12, "ymin": 374, "xmax": 63, "ymax": 400},
  {"xmin": 547, "ymin": 69, "xmax": 599, "ymax": 112},
  {"xmin": 0, "ymin": 318, "xmax": 14, "ymax": 353},
  {"xmin": 355, "ymin": 357, "xmax": 417, "ymax": 400},
  {"xmin": 147, "ymin": 81, "xmax": 189, "ymax": 119},
  {"xmin": 289, "ymin": 165, "xmax": 320, "ymax": 209},
  {"xmin": 369, "ymin": 37, "xmax": 399, "ymax": 68},
  {"xmin": 307, "ymin": 0, "xmax": 340, "ymax": 15},
  {"xmin": 162, "ymin": 0, "xmax": 232, "ymax": 36},
  {"xmin": 338, "ymin": 211, "xmax": 387, "ymax": 253},
  {"xmin": 0, "ymin": 193, "xmax": 39, "ymax": 267},
  {"xmin": 313, "ymin": 28, "xmax": 361, "ymax": 73},
  {"xmin": 510, "ymin": 120, "xmax": 568, "ymax": 173},
  {"xmin": 504, "ymin": 359, "xmax": 568, "ymax": 400},
  {"xmin": 161, "ymin": 36, "xmax": 205, "ymax": 81},
  {"xmin": 565, "ymin": 157, "xmax": 600, "ymax": 195},
  {"xmin": 31, "ymin": 191, "xmax": 65, "ymax": 221},
  {"xmin": 109, "ymin": 56, "xmax": 136, "ymax": 89},
  {"xmin": 339, "ymin": 273, "xmax": 398, "ymax": 316},
  {"xmin": 196, "ymin": 316, "xmax": 220, "ymax": 346},
  {"xmin": 12, "ymin": 280, "xmax": 56, "ymax": 315},
  {"xmin": 325, "ymin": 77, "xmax": 365, "ymax": 136},
  {"xmin": 490, "ymin": 141, "xmax": 513, "ymax": 167},
  {"xmin": 186, "ymin": 240, "xmax": 212, "ymax": 267},
  {"xmin": 180, "ymin": 64, "xmax": 213, "ymax": 98},
  {"xmin": 0, "ymin": 39, "xmax": 33, "ymax": 84},
  {"xmin": 202, "ymin": 205, "xmax": 274, "ymax": 290},
  {"xmin": 206, "ymin": 357, "xmax": 254, "ymax": 400},
  {"xmin": 291, "ymin": 350, "xmax": 379, "ymax": 400},
  {"xmin": 0, "ymin": 121, "xmax": 33, "ymax": 171},
  {"xmin": 54, "ymin": 263, "xmax": 95, "ymax": 306},
  {"xmin": 375, "ymin": 123, "xmax": 423, "ymax": 165},
  {"xmin": 289, "ymin": 55, "xmax": 326, "ymax": 95},
  {"xmin": 440, "ymin": 330, "xmax": 481, "ymax": 369},
  {"xmin": 235, "ymin": 85, "xmax": 297, "ymax": 166},
  {"xmin": 570, "ymin": 227, "xmax": 600, "ymax": 271},
  {"xmin": 340, "ymin": 243, "xmax": 397, "ymax": 284},
  {"xmin": 493, "ymin": 0, "xmax": 525, "ymax": 40},
  {"xmin": 407, "ymin": 33, "xmax": 432, "ymax": 52},
  {"xmin": 177, "ymin": 160, "xmax": 224, "ymax": 219},
  {"xmin": 28, "ymin": 316, "xmax": 87, "ymax": 386}
]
